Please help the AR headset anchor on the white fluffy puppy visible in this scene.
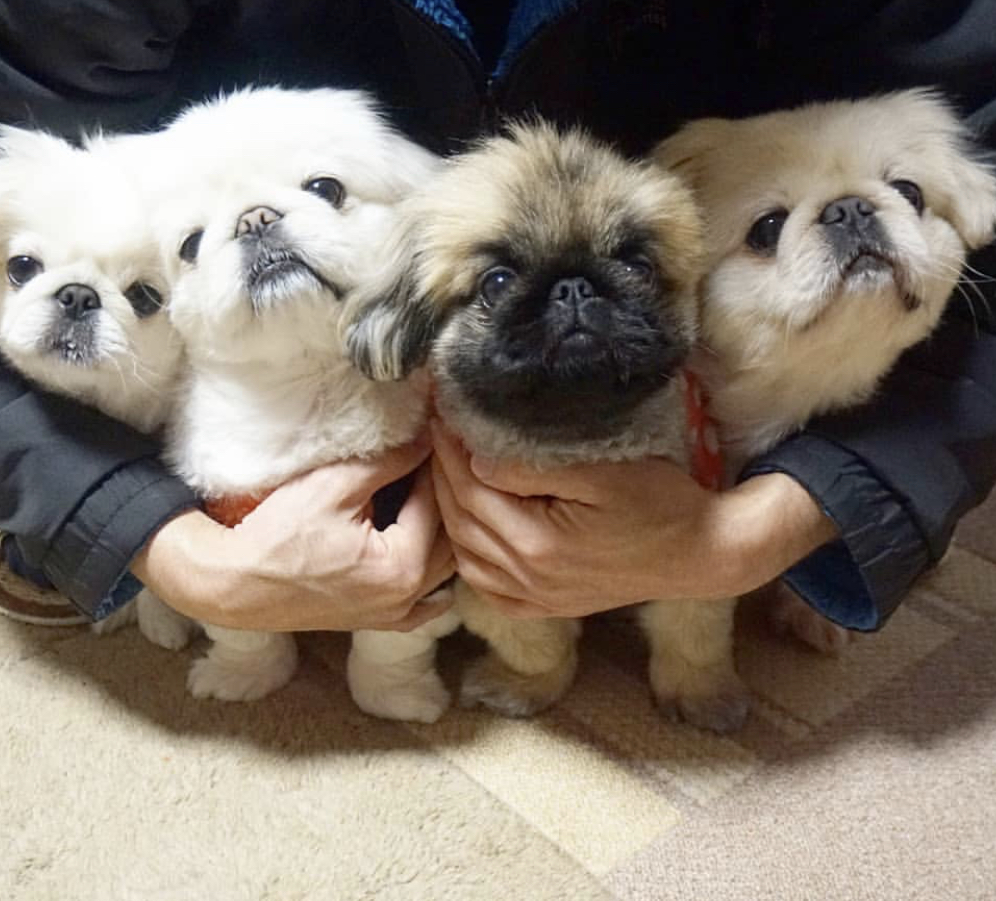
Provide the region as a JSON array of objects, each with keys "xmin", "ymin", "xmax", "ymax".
[
  {"xmin": 149, "ymin": 87, "xmax": 454, "ymax": 707},
  {"xmin": 654, "ymin": 89, "xmax": 996, "ymax": 650},
  {"xmin": 0, "ymin": 127, "xmax": 180, "ymax": 430},
  {"xmin": 0, "ymin": 126, "xmax": 190, "ymax": 647}
]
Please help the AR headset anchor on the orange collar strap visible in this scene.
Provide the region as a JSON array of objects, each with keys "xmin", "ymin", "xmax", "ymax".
[{"xmin": 683, "ymin": 369, "xmax": 724, "ymax": 491}]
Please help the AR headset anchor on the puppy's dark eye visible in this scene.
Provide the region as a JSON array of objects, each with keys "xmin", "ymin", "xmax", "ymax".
[
  {"xmin": 746, "ymin": 209, "xmax": 789, "ymax": 254},
  {"xmin": 478, "ymin": 267, "xmax": 518, "ymax": 307},
  {"xmin": 889, "ymin": 179, "xmax": 924, "ymax": 215},
  {"xmin": 124, "ymin": 282, "xmax": 164, "ymax": 318},
  {"xmin": 621, "ymin": 256, "xmax": 654, "ymax": 281},
  {"xmin": 179, "ymin": 230, "xmax": 204, "ymax": 263},
  {"xmin": 304, "ymin": 176, "xmax": 346, "ymax": 208},
  {"xmin": 7, "ymin": 255, "xmax": 43, "ymax": 287}
]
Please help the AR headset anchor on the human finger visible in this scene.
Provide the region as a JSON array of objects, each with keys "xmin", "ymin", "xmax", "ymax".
[
  {"xmin": 333, "ymin": 433, "xmax": 433, "ymax": 508},
  {"xmin": 430, "ymin": 418, "xmax": 539, "ymax": 532}
]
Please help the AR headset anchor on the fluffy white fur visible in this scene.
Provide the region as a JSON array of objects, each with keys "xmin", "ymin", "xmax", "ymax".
[
  {"xmin": 0, "ymin": 127, "xmax": 182, "ymax": 432},
  {"xmin": 135, "ymin": 87, "xmax": 457, "ymax": 710},
  {"xmin": 654, "ymin": 89, "xmax": 996, "ymax": 650}
]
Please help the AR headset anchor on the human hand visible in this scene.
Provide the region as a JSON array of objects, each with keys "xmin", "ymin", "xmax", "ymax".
[
  {"xmin": 430, "ymin": 420, "xmax": 837, "ymax": 618},
  {"xmin": 131, "ymin": 436, "xmax": 455, "ymax": 632}
]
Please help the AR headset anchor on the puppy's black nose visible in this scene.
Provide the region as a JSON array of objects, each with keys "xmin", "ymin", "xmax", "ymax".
[
  {"xmin": 549, "ymin": 277, "xmax": 596, "ymax": 305},
  {"xmin": 548, "ymin": 276, "xmax": 611, "ymax": 332},
  {"xmin": 235, "ymin": 206, "xmax": 284, "ymax": 238},
  {"xmin": 54, "ymin": 283, "xmax": 100, "ymax": 319},
  {"xmin": 819, "ymin": 196, "xmax": 877, "ymax": 228}
]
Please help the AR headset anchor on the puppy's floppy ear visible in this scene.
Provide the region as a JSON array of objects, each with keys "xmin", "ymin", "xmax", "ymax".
[
  {"xmin": 343, "ymin": 221, "xmax": 443, "ymax": 381},
  {"xmin": 941, "ymin": 147, "xmax": 996, "ymax": 250},
  {"xmin": 651, "ymin": 118, "xmax": 732, "ymax": 184}
]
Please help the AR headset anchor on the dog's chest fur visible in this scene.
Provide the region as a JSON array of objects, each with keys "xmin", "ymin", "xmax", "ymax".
[
  {"xmin": 436, "ymin": 375, "xmax": 691, "ymax": 470},
  {"xmin": 695, "ymin": 299, "xmax": 935, "ymax": 472},
  {"xmin": 168, "ymin": 354, "xmax": 425, "ymax": 496}
]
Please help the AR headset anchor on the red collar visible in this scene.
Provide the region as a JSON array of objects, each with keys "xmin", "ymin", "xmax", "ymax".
[
  {"xmin": 683, "ymin": 369, "xmax": 724, "ymax": 491},
  {"xmin": 203, "ymin": 490, "xmax": 273, "ymax": 527}
]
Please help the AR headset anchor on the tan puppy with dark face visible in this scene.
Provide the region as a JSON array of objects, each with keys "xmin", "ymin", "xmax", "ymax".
[
  {"xmin": 347, "ymin": 121, "xmax": 750, "ymax": 732},
  {"xmin": 653, "ymin": 89, "xmax": 996, "ymax": 650}
]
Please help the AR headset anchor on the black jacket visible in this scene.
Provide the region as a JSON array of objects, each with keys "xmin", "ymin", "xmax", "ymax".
[{"xmin": 2, "ymin": 0, "xmax": 995, "ymax": 623}]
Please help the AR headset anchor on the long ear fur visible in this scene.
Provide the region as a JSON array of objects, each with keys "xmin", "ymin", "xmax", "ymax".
[
  {"xmin": 650, "ymin": 118, "xmax": 732, "ymax": 187},
  {"xmin": 896, "ymin": 89, "xmax": 996, "ymax": 250},
  {"xmin": 342, "ymin": 215, "xmax": 443, "ymax": 381},
  {"xmin": 941, "ymin": 142, "xmax": 996, "ymax": 250}
]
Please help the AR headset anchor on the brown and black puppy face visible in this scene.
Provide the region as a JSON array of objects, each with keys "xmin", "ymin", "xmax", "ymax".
[{"xmin": 347, "ymin": 122, "xmax": 703, "ymax": 445}]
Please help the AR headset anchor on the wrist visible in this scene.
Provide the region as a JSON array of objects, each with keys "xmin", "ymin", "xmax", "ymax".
[
  {"xmin": 131, "ymin": 508, "xmax": 239, "ymax": 623},
  {"xmin": 709, "ymin": 473, "xmax": 838, "ymax": 597}
]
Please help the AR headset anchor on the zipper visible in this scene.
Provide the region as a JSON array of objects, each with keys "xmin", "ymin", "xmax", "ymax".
[
  {"xmin": 392, "ymin": 0, "xmax": 583, "ymax": 136},
  {"xmin": 393, "ymin": 1, "xmax": 491, "ymax": 118}
]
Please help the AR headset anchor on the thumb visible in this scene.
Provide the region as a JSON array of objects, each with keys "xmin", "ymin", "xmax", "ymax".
[
  {"xmin": 469, "ymin": 452, "xmax": 611, "ymax": 503},
  {"xmin": 336, "ymin": 432, "xmax": 433, "ymax": 507}
]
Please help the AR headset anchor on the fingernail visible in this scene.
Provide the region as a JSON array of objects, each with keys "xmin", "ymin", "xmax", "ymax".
[{"xmin": 471, "ymin": 454, "xmax": 496, "ymax": 479}]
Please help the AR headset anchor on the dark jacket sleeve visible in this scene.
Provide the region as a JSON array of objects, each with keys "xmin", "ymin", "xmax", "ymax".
[
  {"xmin": 742, "ymin": 285, "xmax": 996, "ymax": 630},
  {"xmin": 0, "ymin": 361, "xmax": 198, "ymax": 620}
]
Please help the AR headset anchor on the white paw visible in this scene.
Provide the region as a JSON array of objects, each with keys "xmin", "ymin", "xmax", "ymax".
[
  {"xmin": 347, "ymin": 650, "xmax": 450, "ymax": 724},
  {"xmin": 187, "ymin": 634, "xmax": 297, "ymax": 702},
  {"xmin": 136, "ymin": 592, "xmax": 197, "ymax": 651},
  {"xmin": 91, "ymin": 602, "xmax": 137, "ymax": 636}
]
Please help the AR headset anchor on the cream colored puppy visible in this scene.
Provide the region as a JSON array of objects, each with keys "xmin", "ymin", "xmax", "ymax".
[{"xmin": 654, "ymin": 89, "xmax": 996, "ymax": 650}]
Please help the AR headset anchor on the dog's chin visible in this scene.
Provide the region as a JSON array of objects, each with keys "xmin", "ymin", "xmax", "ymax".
[
  {"xmin": 443, "ymin": 332, "xmax": 685, "ymax": 442},
  {"xmin": 41, "ymin": 320, "xmax": 102, "ymax": 367},
  {"xmin": 791, "ymin": 249, "xmax": 921, "ymax": 332},
  {"xmin": 244, "ymin": 251, "xmax": 339, "ymax": 313},
  {"xmin": 836, "ymin": 251, "xmax": 921, "ymax": 312}
]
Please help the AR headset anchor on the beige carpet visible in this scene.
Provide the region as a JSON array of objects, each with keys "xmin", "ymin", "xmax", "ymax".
[{"xmin": 2, "ymin": 496, "xmax": 996, "ymax": 901}]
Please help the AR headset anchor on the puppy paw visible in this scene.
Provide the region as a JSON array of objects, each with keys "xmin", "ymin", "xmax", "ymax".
[
  {"xmin": 769, "ymin": 584, "xmax": 854, "ymax": 656},
  {"xmin": 187, "ymin": 634, "xmax": 297, "ymax": 702},
  {"xmin": 348, "ymin": 657, "xmax": 451, "ymax": 724},
  {"xmin": 650, "ymin": 659, "xmax": 750, "ymax": 734},
  {"xmin": 91, "ymin": 602, "xmax": 137, "ymax": 636},
  {"xmin": 654, "ymin": 687, "xmax": 751, "ymax": 734},
  {"xmin": 459, "ymin": 651, "xmax": 575, "ymax": 718},
  {"xmin": 135, "ymin": 593, "xmax": 196, "ymax": 651}
]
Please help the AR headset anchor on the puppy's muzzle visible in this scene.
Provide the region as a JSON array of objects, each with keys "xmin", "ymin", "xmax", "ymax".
[
  {"xmin": 548, "ymin": 276, "xmax": 611, "ymax": 343},
  {"xmin": 819, "ymin": 194, "xmax": 896, "ymax": 271},
  {"xmin": 54, "ymin": 283, "xmax": 101, "ymax": 320},
  {"xmin": 235, "ymin": 206, "xmax": 284, "ymax": 238},
  {"xmin": 820, "ymin": 195, "xmax": 887, "ymax": 252}
]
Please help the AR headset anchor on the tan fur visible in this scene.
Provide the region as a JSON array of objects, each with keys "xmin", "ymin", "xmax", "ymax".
[{"xmin": 347, "ymin": 121, "xmax": 748, "ymax": 730}]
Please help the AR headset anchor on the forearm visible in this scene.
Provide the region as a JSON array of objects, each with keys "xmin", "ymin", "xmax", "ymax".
[
  {"xmin": 745, "ymin": 299, "xmax": 996, "ymax": 629},
  {"xmin": 712, "ymin": 473, "xmax": 839, "ymax": 600},
  {"xmin": 0, "ymin": 360, "xmax": 197, "ymax": 618},
  {"xmin": 129, "ymin": 509, "xmax": 236, "ymax": 625}
]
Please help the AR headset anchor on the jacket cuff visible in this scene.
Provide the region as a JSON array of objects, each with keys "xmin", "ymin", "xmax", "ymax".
[
  {"xmin": 741, "ymin": 434, "xmax": 932, "ymax": 631},
  {"xmin": 39, "ymin": 458, "xmax": 198, "ymax": 620}
]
